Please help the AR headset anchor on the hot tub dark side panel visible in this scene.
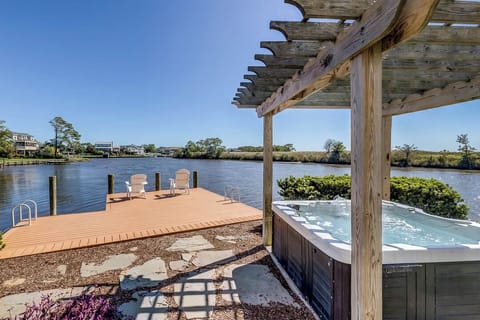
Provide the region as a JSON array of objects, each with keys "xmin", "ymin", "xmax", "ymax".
[
  {"xmin": 335, "ymin": 261, "xmax": 480, "ymax": 319},
  {"xmin": 273, "ymin": 213, "xmax": 334, "ymax": 319},
  {"xmin": 428, "ymin": 262, "xmax": 480, "ymax": 319},
  {"xmin": 332, "ymin": 260, "xmax": 350, "ymax": 320},
  {"xmin": 382, "ymin": 264, "xmax": 426, "ymax": 319},
  {"xmin": 331, "ymin": 262, "xmax": 428, "ymax": 320},
  {"xmin": 272, "ymin": 213, "xmax": 288, "ymax": 266}
]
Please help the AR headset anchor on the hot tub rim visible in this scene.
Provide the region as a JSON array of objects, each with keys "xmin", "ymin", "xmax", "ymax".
[{"xmin": 272, "ymin": 200, "xmax": 480, "ymax": 265}]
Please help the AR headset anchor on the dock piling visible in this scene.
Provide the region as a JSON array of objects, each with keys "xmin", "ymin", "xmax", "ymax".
[
  {"xmin": 49, "ymin": 176, "xmax": 57, "ymax": 216},
  {"xmin": 193, "ymin": 171, "xmax": 198, "ymax": 188},
  {"xmin": 108, "ymin": 174, "xmax": 114, "ymax": 194},
  {"xmin": 155, "ymin": 172, "xmax": 161, "ymax": 191}
]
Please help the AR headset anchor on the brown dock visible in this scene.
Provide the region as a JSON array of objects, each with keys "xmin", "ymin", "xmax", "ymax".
[{"xmin": 0, "ymin": 188, "xmax": 262, "ymax": 260}]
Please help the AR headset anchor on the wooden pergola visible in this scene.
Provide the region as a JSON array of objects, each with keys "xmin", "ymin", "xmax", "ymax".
[{"xmin": 233, "ymin": 1, "xmax": 480, "ymax": 319}]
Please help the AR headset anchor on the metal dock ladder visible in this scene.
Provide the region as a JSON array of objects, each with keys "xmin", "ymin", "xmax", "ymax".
[{"xmin": 11, "ymin": 200, "xmax": 38, "ymax": 227}]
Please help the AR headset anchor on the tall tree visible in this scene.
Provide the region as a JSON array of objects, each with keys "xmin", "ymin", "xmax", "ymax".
[
  {"xmin": 202, "ymin": 137, "xmax": 225, "ymax": 158},
  {"xmin": 183, "ymin": 140, "xmax": 201, "ymax": 157},
  {"xmin": 457, "ymin": 133, "xmax": 476, "ymax": 168},
  {"xmin": 324, "ymin": 139, "xmax": 346, "ymax": 163},
  {"xmin": 395, "ymin": 144, "xmax": 418, "ymax": 167},
  {"xmin": 0, "ymin": 120, "xmax": 15, "ymax": 158},
  {"xmin": 49, "ymin": 117, "xmax": 81, "ymax": 158},
  {"xmin": 144, "ymin": 144, "xmax": 156, "ymax": 153},
  {"xmin": 182, "ymin": 137, "xmax": 225, "ymax": 158}
]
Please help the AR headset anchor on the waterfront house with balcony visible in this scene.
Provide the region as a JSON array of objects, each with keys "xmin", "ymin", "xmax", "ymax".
[
  {"xmin": 11, "ymin": 132, "xmax": 39, "ymax": 157},
  {"xmin": 120, "ymin": 144, "xmax": 145, "ymax": 155},
  {"xmin": 94, "ymin": 141, "xmax": 114, "ymax": 153}
]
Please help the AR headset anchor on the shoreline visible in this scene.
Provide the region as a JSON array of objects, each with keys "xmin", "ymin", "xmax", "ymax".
[
  {"xmin": 176, "ymin": 151, "xmax": 480, "ymax": 172},
  {"xmin": 3, "ymin": 153, "xmax": 480, "ymax": 172}
]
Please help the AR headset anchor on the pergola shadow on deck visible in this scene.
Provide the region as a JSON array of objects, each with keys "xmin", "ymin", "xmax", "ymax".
[
  {"xmin": 233, "ymin": 0, "xmax": 480, "ymax": 319},
  {"xmin": 0, "ymin": 188, "xmax": 261, "ymax": 260}
]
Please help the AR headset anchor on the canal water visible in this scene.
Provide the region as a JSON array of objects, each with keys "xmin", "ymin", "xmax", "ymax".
[{"xmin": 1, "ymin": 157, "xmax": 480, "ymax": 232}]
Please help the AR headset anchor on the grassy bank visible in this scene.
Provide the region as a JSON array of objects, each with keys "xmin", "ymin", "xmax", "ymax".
[
  {"xmin": 391, "ymin": 150, "xmax": 480, "ymax": 169},
  {"xmin": 219, "ymin": 151, "xmax": 337, "ymax": 163},
  {"xmin": 215, "ymin": 151, "xmax": 480, "ymax": 170}
]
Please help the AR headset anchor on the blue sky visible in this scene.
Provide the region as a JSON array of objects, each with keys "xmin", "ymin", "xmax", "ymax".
[{"xmin": 0, "ymin": 0, "xmax": 478, "ymax": 151}]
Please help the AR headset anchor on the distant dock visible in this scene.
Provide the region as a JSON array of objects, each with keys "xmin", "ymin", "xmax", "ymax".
[{"xmin": 1, "ymin": 159, "xmax": 68, "ymax": 167}]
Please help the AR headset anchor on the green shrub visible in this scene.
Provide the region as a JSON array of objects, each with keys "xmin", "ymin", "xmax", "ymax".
[
  {"xmin": 277, "ymin": 175, "xmax": 322, "ymax": 200},
  {"xmin": 0, "ymin": 231, "xmax": 5, "ymax": 250},
  {"xmin": 390, "ymin": 177, "xmax": 468, "ymax": 219},
  {"xmin": 277, "ymin": 175, "xmax": 469, "ymax": 219}
]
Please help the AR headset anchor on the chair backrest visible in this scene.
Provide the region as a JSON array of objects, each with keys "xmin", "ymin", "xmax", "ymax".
[
  {"xmin": 175, "ymin": 169, "xmax": 190, "ymax": 187},
  {"xmin": 130, "ymin": 174, "xmax": 147, "ymax": 192}
]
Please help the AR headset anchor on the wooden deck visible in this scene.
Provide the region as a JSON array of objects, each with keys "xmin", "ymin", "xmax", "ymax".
[{"xmin": 0, "ymin": 188, "xmax": 262, "ymax": 260}]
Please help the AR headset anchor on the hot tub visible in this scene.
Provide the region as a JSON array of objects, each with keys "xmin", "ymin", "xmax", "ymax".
[{"xmin": 272, "ymin": 199, "xmax": 480, "ymax": 320}]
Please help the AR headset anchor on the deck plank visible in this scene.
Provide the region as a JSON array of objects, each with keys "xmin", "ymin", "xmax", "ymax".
[{"xmin": 0, "ymin": 188, "xmax": 262, "ymax": 259}]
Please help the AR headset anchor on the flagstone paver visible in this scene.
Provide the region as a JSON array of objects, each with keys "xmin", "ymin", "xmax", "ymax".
[
  {"xmin": 117, "ymin": 290, "xmax": 168, "ymax": 320},
  {"xmin": 166, "ymin": 235, "xmax": 214, "ymax": 252},
  {"xmin": 120, "ymin": 257, "xmax": 168, "ymax": 291},
  {"xmin": 80, "ymin": 253, "xmax": 137, "ymax": 277},
  {"xmin": 169, "ymin": 260, "xmax": 189, "ymax": 271},
  {"xmin": 173, "ymin": 269, "xmax": 217, "ymax": 319},
  {"xmin": 56, "ymin": 264, "xmax": 67, "ymax": 275},
  {"xmin": 191, "ymin": 250, "xmax": 236, "ymax": 267},
  {"xmin": 182, "ymin": 253, "xmax": 194, "ymax": 261},
  {"xmin": 220, "ymin": 264, "xmax": 299, "ymax": 307},
  {"xmin": 215, "ymin": 235, "xmax": 251, "ymax": 243}
]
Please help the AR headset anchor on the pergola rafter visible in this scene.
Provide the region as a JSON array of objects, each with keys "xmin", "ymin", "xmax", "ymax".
[
  {"xmin": 285, "ymin": 0, "xmax": 480, "ymax": 23},
  {"xmin": 234, "ymin": 1, "xmax": 480, "ymax": 116},
  {"xmin": 232, "ymin": 0, "xmax": 480, "ymax": 319}
]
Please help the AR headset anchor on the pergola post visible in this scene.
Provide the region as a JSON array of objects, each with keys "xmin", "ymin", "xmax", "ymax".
[
  {"xmin": 263, "ymin": 112, "xmax": 273, "ymax": 246},
  {"xmin": 382, "ymin": 116, "xmax": 392, "ymax": 200},
  {"xmin": 350, "ymin": 42, "xmax": 383, "ymax": 319}
]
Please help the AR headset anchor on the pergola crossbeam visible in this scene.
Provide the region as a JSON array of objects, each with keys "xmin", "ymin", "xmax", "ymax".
[
  {"xmin": 410, "ymin": 26, "xmax": 480, "ymax": 45},
  {"xmin": 287, "ymin": 0, "xmax": 480, "ymax": 24},
  {"xmin": 385, "ymin": 43, "xmax": 480, "ymax": 60},
  {"xmin": 383, "ymin": 76, "xmax": 480, "ymax": 116}
]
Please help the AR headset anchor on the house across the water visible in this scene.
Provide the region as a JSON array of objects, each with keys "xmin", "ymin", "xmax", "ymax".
[{"xmin": 11, "ymin": 132, "xmax": 39, "ymax": 157}]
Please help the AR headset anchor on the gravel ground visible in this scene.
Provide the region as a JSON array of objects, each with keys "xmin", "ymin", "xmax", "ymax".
[{"xmin": 0, "ymin": 221, "xmax": 317, "ymax": 320}]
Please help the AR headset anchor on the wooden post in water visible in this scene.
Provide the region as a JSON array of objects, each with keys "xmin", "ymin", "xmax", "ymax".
[
  {"xmin": 155, "ymin": 172, "xmax": 161, "ymax": 191},
  {"xmin": 49, "ymin": 176, "xmax": 57, "ymax": 216},
  {"xmin": 108, "ymin": 174, "xmax": 114, "ymax": 194},
  {"xmin": 193, "ymin": 171, "xmax": 198, "ymax": 188}
]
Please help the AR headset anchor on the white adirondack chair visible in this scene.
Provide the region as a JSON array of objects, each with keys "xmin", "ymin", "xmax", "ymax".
[
  {"xmin": 125, "ymin": 174, "xmax": 148, "ymax": 199},
  {"xmin": 169, "ymin": 169, "xmax": 190, "ymax": 195}
]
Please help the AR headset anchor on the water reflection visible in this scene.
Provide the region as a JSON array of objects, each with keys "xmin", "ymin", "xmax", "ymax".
[{"xmin": 1, "ymin": 158, "xmax": 479, "ymax": 232}]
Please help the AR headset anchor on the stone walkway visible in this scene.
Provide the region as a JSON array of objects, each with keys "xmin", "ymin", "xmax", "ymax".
[{"xmin": 0, "ymin": 234, "xmax": 315, "ymax": 319}]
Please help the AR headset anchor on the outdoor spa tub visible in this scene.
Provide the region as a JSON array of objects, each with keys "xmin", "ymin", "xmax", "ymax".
[{"xmin": 272, "ymin": 199, "xmax": 480, "ymax": 320}]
